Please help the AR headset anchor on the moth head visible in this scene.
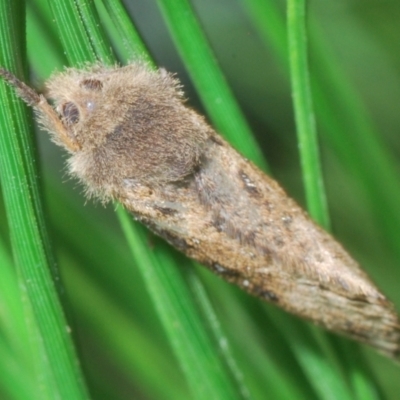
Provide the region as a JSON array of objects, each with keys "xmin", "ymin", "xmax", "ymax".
[
  {"xmin": 45, "ymin": 64, "xmax": 184, "ymax": 153},
  {"xmin": 46, "ymin": 68, "xmax": 112, "ymax": 151},
  {"xmin": 0, "ymin": 64, "xmax": 210, "ymax": 195},
  {"xmin": 58, "ymin": 79, "xmax": 102, "ymax": 125},
  {"xmin": 45, "ymin": 64, "xmax": 209, "ymax": 188}
]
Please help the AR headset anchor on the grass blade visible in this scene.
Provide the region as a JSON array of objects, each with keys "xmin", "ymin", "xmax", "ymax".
[
  {"xmin": 0, "ymin": 1, "xmax": 90, "ymax": 398},
  {"xmin": 287, "ymin": 0, "xmax": 329, "ymax": 228}
]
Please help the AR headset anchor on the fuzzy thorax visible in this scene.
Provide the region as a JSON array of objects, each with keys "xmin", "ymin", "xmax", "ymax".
[{"xmin": 43, "ymin": 63, "xmax": 211, "ymax": 199}]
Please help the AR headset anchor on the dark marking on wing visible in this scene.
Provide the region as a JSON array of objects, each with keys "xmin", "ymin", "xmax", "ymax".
[
  {"xmin": 239, "ymin": 170, "xmax": 260, "ymax": 197},
  {"xmin": 153, "ymin": 205, "xmax": 178, "ymax": 216}
]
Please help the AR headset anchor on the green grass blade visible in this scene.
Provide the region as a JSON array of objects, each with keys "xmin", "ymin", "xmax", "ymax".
[
  {"xmin": 73, "ymin": 0, "xmax": 114, "ymax": 64},
  {"xmin": 47, "ymin": 0, "xmax": 102, "ymax": 64},
  {"xmin": 97, "ymin": 0, "xmax": 151, "ymax": 62},
  {"xmin": 287, "ymin": 0, "xmax": 329, "ymax": 228},
  {"xmin": 0, "ymin": 239, "xmax": 37, "ymax": 399},
  {"xmin": 117, "ymin": 208, "xmax": 245, "ymax": 399},
  {"xmin": 260, "ymin": 307, "xmax": 354, "ymax": 400},
  {"xmin": 60, "ymin": 251, "xmax": 189, "ymax": 400},
  {"xmin": 0, "ymin": 334, "xmax": 34, "ymax": 400},
  {"xmin": 186, "ymin": 272, "xmax": 251, "ymax": 399},
  {"xmin": 0, "ymin": 1, "xmax": 90, "ymax": 399},
  {"xmin": 308, "ymin": 23, "xmax": 400, "ymax": 258},
  {"xmin": 0, "ymin": 237, "xmax": 25, "ymax": 353},
  {"xmin": 26, "ymin": 0, "xmax": 67, "ymax": 75}
]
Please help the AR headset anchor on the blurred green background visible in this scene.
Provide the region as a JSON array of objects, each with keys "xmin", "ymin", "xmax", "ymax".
[{"xmin": 1, "ymin": 0, "xmax": 400, "ymax": 399}]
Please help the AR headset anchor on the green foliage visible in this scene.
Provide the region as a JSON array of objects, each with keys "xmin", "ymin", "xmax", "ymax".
[{"xmin": 0, "ymin": 0, "xmax": 399, "ymax": 399}]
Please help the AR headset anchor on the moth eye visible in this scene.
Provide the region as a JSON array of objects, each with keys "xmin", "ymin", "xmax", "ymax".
[
  {"xmin": 62, "ymin": 102, "xmax": 80, "ymax": 125},
  {"xmin": 80, "ymin": 78, "xmax": 103, "ymax": 91}
]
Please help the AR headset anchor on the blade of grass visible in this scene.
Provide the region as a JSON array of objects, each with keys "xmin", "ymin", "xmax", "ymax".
[
  {"xmin": 335, "ymin": 341, "xmax": 381, "ymax": 400},
  {"xmin": 198, "ymin": 275, "xmax": 320, "ymax": 399},
  {"xmin": 117, "ymin": 208, "xmax": 244, "ymax": 399},
  {"xmin": 285, "ymin": 2, "xmax": 355, "ymax": 390},
  {"xmin": 26, "ymin": 0, "xmax": 67, "ymax": 75},
  {"xmin": 0, "ymin": 237, "xmax": 38, "ymax": 400},
  {"xmin": 60, "ymin": 250, "xmax": 190, "ymax": 400},
  {"xmin": 0, "ymin": 333, "xmax": 36, "ymax": 400},
  {"xmin": 0, "ymin": 238, "xmax": 38, "ymax": 399},
  {"xmin": 72, "ymin": 0, "xmax": 115, "ymax": 64},
  {"xmin": 46, "ymin": 0, "xmax": 103, "ymax": 64},
  {"xmin": 0, "ymin": 1, "xmax": 90, "ymax": 399},
  {"xmin": 0, "ymin": 236, "xmax": 25, "ymax": 352},
  {"xmin": 266, "ymin": 308, "xmax": 354, "ymax": 400},
  {"xmin": 187, "ymin": 271, "xmax": 251, "ymax": 399},
  {"xmin": 287, "ymin": 0, "xmax": 329, "ymax": 228},
  {"xmin": 96, "ymin": 0, "xmax": 151, "ymax": 62},
  {"xmin": 308, "ymin": 22, "xmax": 400, "ymax": 259}
]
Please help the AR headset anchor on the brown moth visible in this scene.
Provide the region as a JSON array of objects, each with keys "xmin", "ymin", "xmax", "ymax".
[{"xmin": 1, "ymin": 64, "xmax": 399, "ymax": 360}]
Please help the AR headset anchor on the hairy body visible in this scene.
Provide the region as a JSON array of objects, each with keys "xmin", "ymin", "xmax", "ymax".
[{"xmin": 1, "ymin": 63, "xmax": 399, "ymax": 359}]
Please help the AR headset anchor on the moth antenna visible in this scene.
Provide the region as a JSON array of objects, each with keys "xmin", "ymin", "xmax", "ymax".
[
  {"xmin": 0, "ymin": 67, "xmax": 40, "ymax": 105},
  {"xmin": 0, "ymin": 68, "xmax": 80, "ymax": 152}
]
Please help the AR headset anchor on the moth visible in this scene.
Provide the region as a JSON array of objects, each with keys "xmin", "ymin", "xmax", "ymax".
[{"xmin": 1, "ymin": 64, "xmax": 399, "ymax": 360}]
